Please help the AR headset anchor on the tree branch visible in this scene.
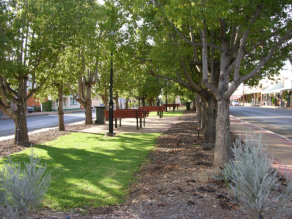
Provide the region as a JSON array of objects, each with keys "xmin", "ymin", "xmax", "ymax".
[
  {"xmin": 153, "ymin": 0, "xmax": 221, "ymax": 50},
  {"xmin": 234, "ymin": 5, "xmax": 263, "ymax": 82},
  {"xmin": 240, "ymin": 30, "xmax": 292, "ymax": 84},
  {"xmin": 201, "ymin": 21, "xmax": 208, "ymax": 83},
  {"xmin": 26, "ymin": 77, "xmax": 48, "ymax": 100},
  {"xmin": 226, "ymin": 28, "xmax": 292, "ymax": 97},
  {"xmin": 68, "ymin": 84, "xmax": 86, "ymax": 106},
  {"xmin": 181, "ymin": 59, "xmax": 202, "ymax": 92}
]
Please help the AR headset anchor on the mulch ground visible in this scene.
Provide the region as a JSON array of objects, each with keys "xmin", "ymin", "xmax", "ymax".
[{"xmin": 1, "ymin": 114, "xmax": 291, "ymax": 218}]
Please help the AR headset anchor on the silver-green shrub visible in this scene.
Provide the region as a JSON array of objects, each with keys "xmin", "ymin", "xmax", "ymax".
[
  {"xmin": 0, "ymin": 153, "xmax": 51, "ymax": 219},
  {"xmin": 228, "ymin": 132, "xmax": 292, "ymax": 219}
]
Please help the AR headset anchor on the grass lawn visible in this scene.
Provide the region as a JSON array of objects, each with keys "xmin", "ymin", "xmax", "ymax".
[
  {"xmin": 0, "ymin": 132, "xmax": 160, "ymax": 210},
  {"xmin": 149, "ymin": 110, "xmax": 184, "ymax": 117}
]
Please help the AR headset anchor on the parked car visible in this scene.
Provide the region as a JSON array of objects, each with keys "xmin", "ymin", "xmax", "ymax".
[
  {"xmin": 27, "ymin": 106, "xmax": 35, "ymax": 113},
  {"xmin": 231, "ymin": 100, "xmax": 240, "ymax": 106}
]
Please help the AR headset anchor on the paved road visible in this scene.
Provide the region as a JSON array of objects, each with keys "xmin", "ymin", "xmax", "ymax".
[
  {"xmin": 0, "ymin": 111, "xmax": 96, "ymax": 137},
  {"xmin": 230, "ymin": 106, "xmax": 292, "ymax": 140}
]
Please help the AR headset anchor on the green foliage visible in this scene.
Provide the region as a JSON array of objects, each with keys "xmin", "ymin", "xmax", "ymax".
[
  {"xmin": 42, "ymin": 100, "xmax": 53, "ymax": 112},
  {"xmin": 271, "ymin": 97, "xmax": 275, "ymax": 105},
  {"xmin": 0, "ymin": 133, "xmax": 160, "ymax": 210},
  {"xmin": 213, "ymin": 163, "xmax": 233, "ymax": 186},
  {"xmin": 282, "ymin": 90, "xmax": 289, "ymax": 101},
  {"xmin": 0, "ymin": 153, "xmax": 51, "ymax": 218}
]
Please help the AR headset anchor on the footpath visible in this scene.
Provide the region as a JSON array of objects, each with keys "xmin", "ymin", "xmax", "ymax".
[
  {"xmin": 81, "ymin": 114, "xmax": 183, "ymax": 134},
  {"xmin": 230, "ymin": 115, "xmax": 292, "ymax": 180}
]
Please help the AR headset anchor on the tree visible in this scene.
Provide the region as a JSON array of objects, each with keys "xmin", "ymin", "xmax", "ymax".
[
  {"xmin": 0, "ymin": 0, "xmax": 68, "ymax": 145},
  {"xmin": 35, "ymin": 1, "xmax": 89, "ymax": 131},
  {"xmin": 123, "ymin": 1, "xmax": 218, "ymax": 142},
  {"xmin": 121, "ymin": 0, "xmax": 291, "ymax": 166}
]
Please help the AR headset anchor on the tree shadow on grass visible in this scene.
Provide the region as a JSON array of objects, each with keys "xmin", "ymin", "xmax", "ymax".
[{"xmin": 0, "ymin": 133, "xmax": 158, "ymax": 210}]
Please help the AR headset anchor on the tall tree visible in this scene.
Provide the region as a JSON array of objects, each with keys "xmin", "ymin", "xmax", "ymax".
[{"xmin": 0, "ymin": 0, "xmax": 68, "ymax": 145}]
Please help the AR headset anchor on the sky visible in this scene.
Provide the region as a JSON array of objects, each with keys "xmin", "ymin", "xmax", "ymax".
[{"xmin": 97, "ymin": 0, "xmax": 104, "ymax": 4}]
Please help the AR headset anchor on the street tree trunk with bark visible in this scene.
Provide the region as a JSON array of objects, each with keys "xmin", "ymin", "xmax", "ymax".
[
  {"xmin": 142, "ymin": 96, "xmax": 146, "ymax": 107},
  {"xmin": 57, "ymin": 84, "xmax": 65, "ymax": 131},
  {"xmin": 205, "ymin": 94, "xmax": 217, "ymax": 143},
  {"xmin": 69, "ymin": 48, "xmax": 99, "ymax": 125},
  {"xmin": 213, "ymin": 99, "xmax": 230, "ymax": 165},
  {"xmin": 100, "ymin": 85, "xmax": 109, "ymax": 108},
  {"xmin": 0, "ymin": 76, "xmax": 44, "ymax": 146},
  {"xmin": 125, "ymin": 98, "xmax": 129, "ymax": 109},
  {"xmin": 195, "ymin": 94, "xmax": 201, "ymax": 126}
]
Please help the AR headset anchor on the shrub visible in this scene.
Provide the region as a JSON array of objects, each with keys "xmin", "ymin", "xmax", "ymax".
[
  {"xmin": 227, "ymin": 132, "xmax": 292, "ymax": 219},
  {"xmin": 0, "ymin": 153, "xmax": 51, "ymax": 218},
  {"xmin": 213, "ymin": 162, "xmax": 233, "ymax": 186},
  {"xmin": 42, "ymin": 100, "xmax": 53, "ymax": 112}
]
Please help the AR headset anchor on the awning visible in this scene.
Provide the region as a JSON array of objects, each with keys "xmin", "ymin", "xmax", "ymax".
[
  {"xmin": 261, "ymin": 82, "xmax": 283, "ymax": 94},
  {"xmin": 242, "ymin": 86, "xmax": 263, "ymax": 94},
  {"xmin": 230, "ymin": 95, "xmax": 242, "ymax": 100}
]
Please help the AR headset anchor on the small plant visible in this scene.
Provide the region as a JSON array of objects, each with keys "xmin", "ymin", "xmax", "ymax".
[
  {"xmin": 0, "ymin": 152, "xmax": 51, "ymax": 219},
  {"xmin": 226, "ymin": 132, "xmax": 292, "ymax": 219},
  {"xmin": 213, "ymin": 162, "xmax": 233, "ymax": 186},
  {"xmin": 42, "ymin": 100, "xmax": 53, "ymax": 111}
]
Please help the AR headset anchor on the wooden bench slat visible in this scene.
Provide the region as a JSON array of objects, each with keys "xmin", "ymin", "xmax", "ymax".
[{"xmin": 103, "ymin": 109, "xmax": 149, "ymax": 129}]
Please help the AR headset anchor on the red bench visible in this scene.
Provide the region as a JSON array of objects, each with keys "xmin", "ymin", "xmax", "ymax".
[
  {"xmin": 104, "ymin": 109, "xmax": 149, "ymax": 129},
  {"xmin": 139, "ymin": 106, "xmax": 165, "ymax": 118},
  {"xmin": 162, "ymin": 104, "xmax": 180, "ymax": 111}
]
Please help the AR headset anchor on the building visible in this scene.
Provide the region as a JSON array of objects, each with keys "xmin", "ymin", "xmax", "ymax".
[
  {"xmin": 231, "ymin": 77, "xmax": 292, "ymax": 108},
  {"xmin": 51, "ymin": 95, "xmax": 81, "ymax": 111},
  {"xmin": 231, "ymin": 60, "xmax": 292, "ymax": 107}
]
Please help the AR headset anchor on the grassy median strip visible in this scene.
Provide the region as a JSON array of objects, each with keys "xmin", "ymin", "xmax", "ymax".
[
  {"xmin": 149, "ymin": 111, "xmax": 184, "ymax": 117},
  {"xmin": 0, "ymin": 132, "xmax": 160, "ymax": 210}
]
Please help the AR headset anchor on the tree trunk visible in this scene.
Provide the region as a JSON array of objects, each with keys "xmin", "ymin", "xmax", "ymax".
[
  {"xmin": 125, "ymin": 98, "xmax": 129, "ymax": 109},
  {"xmin": 138, "ymin": 96, "xmax": 141, "ymax": 108},
  {"xmin": 142, "ymin": 97, "xmax": 146, "ymax": 107},
  {"xmin": 57, "ymin": 85, "xmax": 65, "ymax": 131},
  {"xmin": 115, "ymin": 91, "xmax": 119, "ymax": 109},
  {"xmin": 85, "ymin": 104, "xmax": 92, "ymax": 124},
  {"xmin": 84, "ymin": 86, "xmax": 93, "ymax": 125},
  {"xmin": 200, "ymin": 98, "xmax": 207, "ymax": 129},
  {"xmin": 192, "ymin": 98, "xmax": 196, "ymax": 112},
  {"xmin": 213, "ymin": 99, "xmax": 231, "ymax": 167},
  {"xmin": 14, "ymin": 104, "xmax": 29, "ymax": 146},
  {"xmin": 13, "ymin": 79, "xmax": 29, "ymax": 146},
  {"xmin": 165, "ymin": 92, "xmax": 168, "ymax": 112},
  {"xmin": 101, "ymin": 94, "xmax": 108, "ymax": 108},
  {"xmin": 195, "ymin": 94, "xmax": 201, "ymax": 125},
  {"xmin": 204, "ymin": 94, "xmax": 217, "ymax": 143},
  {"xmin": 148, "ymin": 98, "xmax": 154, "ymax": 106},
  {"xmin": 100, "ymin": 85, "xmax": 109, "ymax": 108}
]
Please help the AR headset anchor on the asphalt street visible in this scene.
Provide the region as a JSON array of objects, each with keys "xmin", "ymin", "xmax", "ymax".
[
  {"xmin": 0, "ymin": 111, "xmax": 96, "ymax": 137},
  {"xmin": 230, "ymin": 106, "xmax": 292, "ymax": 140}
]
